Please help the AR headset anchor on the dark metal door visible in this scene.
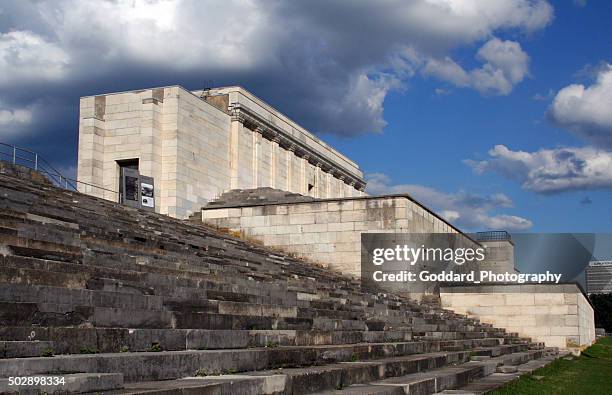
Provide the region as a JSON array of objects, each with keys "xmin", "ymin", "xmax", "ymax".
[{"xmin": 120, "ymin": 167, "xmax": 140, "ymax": 209}]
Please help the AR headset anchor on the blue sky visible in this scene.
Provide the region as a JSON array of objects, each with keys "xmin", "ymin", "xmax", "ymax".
[{"xmin": 0, "ymin": 0, "xmax": 610, "ymax": 232}]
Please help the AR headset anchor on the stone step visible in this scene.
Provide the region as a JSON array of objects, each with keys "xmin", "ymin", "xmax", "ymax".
[
  {"xmin": 0, "ymin": 254, "xmax": 399, "ymax": 314},
  {"xmin": 0, "ymin": 170, "xmax": 548, "ymax": 395},
  {"xmin": 0, "ymin": 269, "xmax": 444, "ymax": 329},
  {"xmin": 0, "ymin": 340, "xmax": 54, "ymax": 358},
  {"xmin": 0, "ymin": 283, "xmax": 164, "ymax": 311},
  {"xmin": 209, "ymin": 351, "xmax": 474, "ymax": 395},
  {"xmin": 0, "ymin": 372, "xmax": 123, "ymax": 394},
  {"xmin": 0, "ymin": 325, "xmax": 525, "ymax": 355},
  {"xmin": 0, "ymin": 229, "xmax": 464, "ymax": 338},
  {"xmin": 469, "ymin": 344, "xmax": 529, "ymax": 358},
  {"xmin": 0, "ymin": 344, "xmax": 471, "ymax": 383},
  {"xmin": 435, "ymin": 349, "xmax": 564, "ymax": 394},
  {"xmin": 311, "ymin": 349, "xmax": 547, "ymax": 395},
  {"xmin": 110, "ymin": 377, "xmax": 258, "ymax": 395},
  {"xmin": 415, "ymin": 331, "xmax": 507, "ymax": 340},
  {"xmin": 116, "ymin": 350, "xmax": 472, "ymax": 395}
]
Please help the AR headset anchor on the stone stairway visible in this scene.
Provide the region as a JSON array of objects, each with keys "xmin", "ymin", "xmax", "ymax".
[{"xmin": 0, "ymin": 164, "xmax": 561, "ymax": 394}]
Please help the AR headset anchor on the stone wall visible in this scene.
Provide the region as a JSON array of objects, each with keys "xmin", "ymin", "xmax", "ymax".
[
  {"xmin": 440, "ymin": 284, "xmax": 596, "ymax": 353},
  {"xmin": 201, "ymin": 194, "xmax": 476, "ymax": 279},
  {"xmin": 77, "ymin": 85, "xmax": 365, "ymax": 218}
]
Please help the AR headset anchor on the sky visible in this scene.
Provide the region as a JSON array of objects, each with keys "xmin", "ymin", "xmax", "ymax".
[{"xmin": 0, "ymin": 0, "xmax": 611, "ymax": 233}]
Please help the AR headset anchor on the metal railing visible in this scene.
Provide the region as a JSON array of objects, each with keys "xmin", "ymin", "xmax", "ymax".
[
  {"xmin": 0, "ymin": 142, "xmax": 119, "ymax": 201},
  {"xmin": 475, "ymin": 230, "xmax": 511, "ymax": 242}
]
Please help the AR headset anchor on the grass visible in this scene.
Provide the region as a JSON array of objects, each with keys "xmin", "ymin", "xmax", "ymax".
[{"xmin": 491, "ymin": 337, "xmax": 612, "ymax": 395}]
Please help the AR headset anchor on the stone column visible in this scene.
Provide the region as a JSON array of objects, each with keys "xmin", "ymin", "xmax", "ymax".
[
  {"xmin": 286, "ymin": 145, "xmax": 294, "ymax": 192},
  {"xmin": 252, "ymin": 131, "xmax": 260, "ymax": 188},
  {"xmin": 271, "ymin": 137, "xmax": 279, "ymax": 189},
  {"xmin": 77, "ymin": 96, "xmax": 106, "ymax": 200},
  {"xmin": 139, "ymin": 89, "xmax": 164, "ymax": 213},
  {"xmin": 315, "ymin": 162, "xmax": 323, "ymax": 198},
  {"xmin": 229, "ymin": 119, "xmax": 241, "ymax": 190},
  {"xmin": 301, "ymin": 154, "xmax": 308, "ymax": 195}
]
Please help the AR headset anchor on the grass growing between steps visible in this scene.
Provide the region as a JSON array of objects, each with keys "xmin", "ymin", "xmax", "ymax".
[{"xmin": 492, "ymin": 337, "xmax": 612, "ymax": 395}]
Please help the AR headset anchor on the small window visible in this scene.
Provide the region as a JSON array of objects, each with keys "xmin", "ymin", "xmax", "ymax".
[{"xmin": 308, "ymin": 183, "xmax": 314, "ymax": 192}]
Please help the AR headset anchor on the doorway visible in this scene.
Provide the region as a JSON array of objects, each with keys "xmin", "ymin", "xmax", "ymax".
[{"xmin": 117, "ymin": 159, "xmax": 139, "ymax": 207}]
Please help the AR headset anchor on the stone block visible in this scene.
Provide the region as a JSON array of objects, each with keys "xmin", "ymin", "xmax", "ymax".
[
  {"xmin": 186, "ymin": 330, "xmax": 250, "ymax": 350},
  {"xmin": 504, "ymin": 294, "xmax": 535, "ymax": 306},
  {"xmin": 534, "ymin": 294, "xmax": 565, "ymax": 305}
]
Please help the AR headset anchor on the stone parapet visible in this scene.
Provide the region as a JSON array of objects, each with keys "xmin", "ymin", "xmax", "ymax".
[
  {"xmin": 440, "ymin": 283, "xmax": 596, "ymax": 353},
  {"xmin": 201, "ymin": 192, "xmax": 476, "ymax": 280}
]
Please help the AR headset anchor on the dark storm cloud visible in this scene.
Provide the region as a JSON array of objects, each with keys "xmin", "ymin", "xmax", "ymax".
[{"xmin": 0, "ymin": 0, "xmax": 552, "ymax": 170}]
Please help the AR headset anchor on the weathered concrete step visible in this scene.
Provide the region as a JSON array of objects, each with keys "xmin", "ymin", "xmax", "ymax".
[
  {"xmin": 0, "ymin": 341, "xmax": 54, "ymax": 358},
  {"xmin": 0, "ymin": 300, "xmax": 312, "ymax": 330},
  {"xmin": 1, "ymin": 255, "xmax": 302, "ymax": 308},
  {"xmin": 469, "ymin": 343, "xmax": 529, "ymax": 358},
  {"xmin": 315, "ymin": 365, "xmax": 486, "ymax": 394},
  {"xmin": 0, "ymin": 283, "xmax": 164, "ymax": 311},
  {"xmin": 0, "ymin": 254, "xmax": 386, "ymax": 314},
  {"xmin": 0, "ymin": 343, "xmax": 464, "ymax": 383},
  {"xmin": 435, "ymin": 350, "xmax": 564, "ymax": 394},
  {"xmin": 0, "ymin": 325, "xmax": 522, "ymax": 356},
  {"xmin": 0, "ymin": 301, "xmax": 175, "ymax": 328},
  {"xmin": 108, "ymin": 350, "xmax": 469, "ymax": 394},
  {"xmin": 312, "ymin": 349, "xmax": 546, "ymax": 395},
  {"xmin": 415, "ymin": 331, "xmax": 509, "ymax": 340},
  {"xmin": 110, "ymin": 376, "xmax": 264, "ymax": 395},
  {"xmin": 0, "ymin": 236, "xmax": 81, "ymax": 263},
  {"xmin": 196, "ymin": 350, "xmax": 472, "ymax": 395},
  {"xmin": 0, "ymin": 215, "xmax": 450, "ymax": 332},
  {"xmin": 0, "ymin": 372, "xmax": 123, "ymax": 394},
  {"xmin": 0, "ymin": 326, "xmax": 374, "ymax": 353}
]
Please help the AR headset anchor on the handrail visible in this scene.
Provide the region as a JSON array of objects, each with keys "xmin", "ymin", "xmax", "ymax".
[
  {"xmin": 0, "ymin": 142, "xmax": 119, "ymax": 201},
  {"xmin": 475, "ymin": 231, "xmax": 511, "ymax": 242}
]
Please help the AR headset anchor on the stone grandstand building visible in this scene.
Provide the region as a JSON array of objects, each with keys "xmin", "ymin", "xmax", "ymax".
[
  {"xmin": 0, "ymin": 84, "xmax": 598, "ymax": 393},
  {"xmin": 76, "ymin": 85, "xmax": 509, "ymax": 278},
  {"xmin": 74, "ymin": 85, "xmax": 595, "ymax": 355},
  {"xmin": 77, "ymin": 85, "xmax": 365, "ymax": 219}
]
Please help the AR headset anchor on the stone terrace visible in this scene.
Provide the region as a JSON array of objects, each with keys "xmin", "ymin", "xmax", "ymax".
[{"xmin": 0, "ymin": 164, "xmax": 565, "ymax": 394}]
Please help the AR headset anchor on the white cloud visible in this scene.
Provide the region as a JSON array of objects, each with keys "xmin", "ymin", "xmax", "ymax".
[
  {"xmin": 532, "ymin": 89, "xmax": 553, "ymax": 101},
  {"xmin": 549, "ymin": 64, "xmax": 612, "ymax": 148},
  {"xmin": 0, "ymin": 105, "xmax": 32, "ymax": 126},
  {"xmin": 365, "ymin": 172, "xmax": 533, "ymax": 231},
  {"xmin": 0, "ymin": 30, "xmax": 69, "ymax": 87},
  {"xmin": 0, "ymin": 100, "xmax": 34, "ymax": 138},
  {"xmin": 465, "ymin": 144, "xmax": 612, "ymax": 193},
  {"xmin": 424, "ymin": 38, "xmax": 530, "ymax": 95},
  {"xmin": 0, "ymin": 0, "xmax": 553, "ymax": 137}
]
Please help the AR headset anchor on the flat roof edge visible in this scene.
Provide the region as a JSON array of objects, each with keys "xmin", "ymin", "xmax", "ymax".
[
  {"xmin": 202, "ymin": 193, "xmax": 477, "ymax": 245},
  {"xmin": 200, "ymin": 86, "xmax": 361, "ymax": 170}
]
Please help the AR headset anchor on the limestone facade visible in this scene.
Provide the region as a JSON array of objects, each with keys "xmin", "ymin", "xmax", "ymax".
[
  {"xmin": 77, "ymin": 86, "xmax": 365, "ymax": 218},
  {"xmin": 440, "ymin": 284, "xmax": 596, "ymax": 352},
  {"xmin": 201, "ymin": 194, "xmax": 478, "ymax": 278}
]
